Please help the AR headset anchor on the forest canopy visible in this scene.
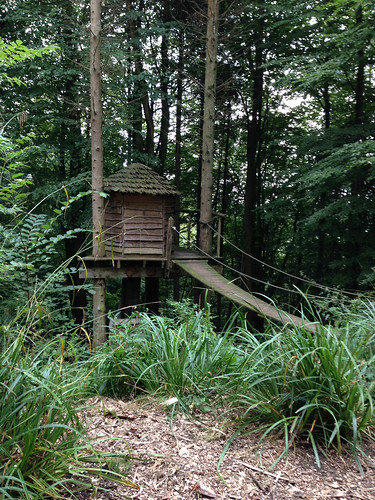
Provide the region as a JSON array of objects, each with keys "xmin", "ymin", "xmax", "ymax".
[{"xmin": 0, "ymin": 0, "xmax": 374, "ymax": 328}]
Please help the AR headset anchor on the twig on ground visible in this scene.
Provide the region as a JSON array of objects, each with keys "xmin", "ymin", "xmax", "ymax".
[
  {"xmin": 247, "ymin": 469, "xmax": 266, "ymax": 493},
  {"xmin": 237, "ymin": 461, "xmax": 293, "ymax": 484},
  {"xmin": 269, "ymin": 470, "xmax": 282, "ymax": 500}
]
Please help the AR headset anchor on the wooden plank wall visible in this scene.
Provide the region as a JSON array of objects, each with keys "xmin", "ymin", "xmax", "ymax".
[
  {"xmin": 103, "ymin": 192, "xmax": 123, "ymax": 248},
  {"xmin": 123, "ymin": 195, "xmax": 164, "ymax": 255},
  {"xmin": 104, "ymin": 194, "xmax": 166, "ymax": 256}
]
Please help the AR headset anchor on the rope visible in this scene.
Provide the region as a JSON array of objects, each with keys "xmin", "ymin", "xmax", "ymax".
[
  {"xmin": 172, "ymin": 227, "xmax": 326, "ymax": 299},
  {"xmin": 205, "ymin": 222, "xmax": 367, "ymax": 299}
]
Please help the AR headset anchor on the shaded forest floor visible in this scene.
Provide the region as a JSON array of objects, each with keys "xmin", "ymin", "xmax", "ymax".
[{"xmin": 80, "ymin": 396, "xmax": 375, "ymax": 500}]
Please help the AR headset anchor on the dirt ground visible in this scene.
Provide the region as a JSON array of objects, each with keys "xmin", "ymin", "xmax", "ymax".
[{"xmin": 81, "ymin": 396, "xmax": 375, "ymax": 500}]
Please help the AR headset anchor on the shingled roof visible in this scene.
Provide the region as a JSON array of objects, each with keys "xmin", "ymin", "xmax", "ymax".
[{"xmin": 104, "ymin": 163, "xmax": 180, "ymax": 196}]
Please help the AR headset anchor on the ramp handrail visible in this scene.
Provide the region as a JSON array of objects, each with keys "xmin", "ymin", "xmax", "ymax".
[{"xmin": 177, "ymin": 209, "xmax": 226, "ymax": 258}]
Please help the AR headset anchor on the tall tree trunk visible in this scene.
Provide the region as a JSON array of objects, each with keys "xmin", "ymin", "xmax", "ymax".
[
  {"xmin": 348, "ymin": 3, "xmax": 366, "ymax": 288},
  {"xmin": 126, "ymin": 0, "xmax": 154, "ymax": 157},
  {"xmin": 173, "ymin": 25, "xmax": 184, "ymax": 302},
  {"xmin": 158, "ymin": 0, "xmax": 171, "ymax": 173},
  {"xmin": 221, "ymin": 112, "xmax": 231, "ymax": 218},
  {"xmin": 90, "ymin": 0, "xmax": 106, "ymax": 344},
  {"xmin": 317, "ymin": 83, "xmax": 331, "ymax": 277},
  {"xmin": 242, "ymin": 18, "xmax": 264, "ymax": 330},
  {"xmin": 199, "ymin": 0, "xmax": 219, "ymax": 256},
  {"xmin": 243, "ymin": 24, "xmax": 263, "ymax": 290},
  {"xmin": 58, "ymin": 0, "xmax": 89, "ymax": 327},
  {"xmin": 128, "ymin": 83, "xmax": 144, "ymax": 161},
  {"xmin": 196, "ymin": 86, "xmax": 205, "ymax": 249},
  {"xmin": 354, "ymin": 5, "xmax": 364, "ymax": 125},
  {"xmin": 124, "ymin": 3, "xmax": 143, "ymax": 161}
]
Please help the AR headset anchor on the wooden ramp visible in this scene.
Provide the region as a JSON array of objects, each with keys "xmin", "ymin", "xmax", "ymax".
[{"xmin": 173, "ymin": 259, "xmax": 314, "ymax": 330}]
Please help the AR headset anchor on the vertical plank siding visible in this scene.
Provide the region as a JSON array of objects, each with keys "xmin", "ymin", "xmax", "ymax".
[{"xmin": 104, "ymin": 194, "xmax": 177, "ymax": 257}]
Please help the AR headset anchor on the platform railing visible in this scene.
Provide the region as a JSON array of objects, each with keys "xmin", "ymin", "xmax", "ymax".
[{"xmin": 177, "ymin": 209, "xmax": 226, "ymax": 258}]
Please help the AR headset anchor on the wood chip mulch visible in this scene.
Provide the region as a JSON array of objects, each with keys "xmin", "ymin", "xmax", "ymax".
[{"xmin": 79, "ymin": 396, "xmax": 375, "ymax": 500}]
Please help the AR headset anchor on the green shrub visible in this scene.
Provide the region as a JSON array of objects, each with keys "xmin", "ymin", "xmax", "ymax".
[
  {"xmin": 0, "ymin": 334, "xmax": 138, "ymax": 499},
  {"xmin": 225, "ymin": 302, "xmax": 375, "ymax": 470},
  {"xmin": 91, "ymin": 310, "xmax": 241, "ymax": 409}
]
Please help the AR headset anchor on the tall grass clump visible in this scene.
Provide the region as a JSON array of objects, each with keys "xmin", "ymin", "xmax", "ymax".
[
  {"xmin": 227, "ymin": 300, "xmax": 375, "ymax": 469},
  {"xmin": 0, "ymin": 332, "xmax": 138, "ymax": 499},
  {"xmin": 91, "ymin": 308, "xmax": 241, "ymax": 409}
]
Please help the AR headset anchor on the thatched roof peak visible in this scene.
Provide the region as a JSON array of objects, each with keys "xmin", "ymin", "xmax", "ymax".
[{"xmin": 104, "ymin": 163, "xmax": 180, "ymax": 196}]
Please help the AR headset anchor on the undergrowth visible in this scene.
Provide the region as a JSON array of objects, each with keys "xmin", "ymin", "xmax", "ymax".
[
  {"xmin": 0, "ymin": 333, "xmax": 138, "ymax": 499},
  {"xmin": 2, "ymin": 295, "xmax": 374, "ymax": 492},
  {"xmin": 223, "ymin": 315, "xmax": 375, "ymax": 471},
  {"xmin": 91, "ymin": 308, "xmax": 240, "ymax": 411},
  {"xmin": 92, "ymin": 300, "xmax": 375, "ymax": 472}
]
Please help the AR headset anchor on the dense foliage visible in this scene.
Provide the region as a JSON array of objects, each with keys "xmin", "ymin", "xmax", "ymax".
[
  {"xmin": 91, "ymin": 300, "xmax": 375, "ymax": 471},
  {"xmin": 0, "ymin": 333, "xmax": 138, "ymax": 499},
  {"xmin": 0, "ymin": 1, "xmax": 374, "ymax": 496},
  {"xmin": 1, "ymin": 0, "xmax": 373, "ymax": 329}
]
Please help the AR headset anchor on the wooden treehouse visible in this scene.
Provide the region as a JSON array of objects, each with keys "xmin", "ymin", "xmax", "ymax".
[
  {"xmin": 102, "ymin": 162, "xmax": 179, "ymax": 262},
  {"xmin": 83, "ymin": 163, "xmax": 225, "ymax": 277},
  {"xmin": 82, "ymin": 163, "xmax": 185, "ymax": 277},
  {"xmin": 81, "ymin": 163, "xmax": 313, "ymax": 339}
]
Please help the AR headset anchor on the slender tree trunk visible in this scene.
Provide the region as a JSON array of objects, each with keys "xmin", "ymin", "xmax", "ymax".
[
  {"xmin": 199, "ymin": 0, "xmax": 219, "ymax": 256},
  {"xmin": 90, "ymin": 0, "xmax": 106, "ymax": 344},
  {"xmin": 124, "ymin": 3, "xmax": 143, "ymax": 159},
  {"xmin": 158, "ymin": 0, "xmax": 171, "ymax": 173},
  {"xmin": 316, "ymin": 76, "xmax": 332, "ymax": 278},
  {"xmin": 173, "ymin": 26, "xmax": 184, "ymax": 302},
  {"xmin": 126, "ymin": 0, "xmax": 154, "ymax": 157},
  {"xmin": 58, "ymin": 0, "xmax": 88, "ymax": 326},
  {"xmin": 243, "ymin": 24, "xmax": 263, "ymax": 289},
  {"xmin": 348, "ymin": 3, "xmax": 366, "ymax": 288},
  {"xmin": 221, "ymin": 112, "xmax": 231, "ymax": 218},
  {"xmin": 354, "ymin": 5, "xmax": 364, "ymax": 125},
  {"xmin": 242, "ymin": 17, "xmax": 264, "ymax": 330},
  {"xmin": 196, "ymin": 86, "xmax": 205, "ymax": 249}
]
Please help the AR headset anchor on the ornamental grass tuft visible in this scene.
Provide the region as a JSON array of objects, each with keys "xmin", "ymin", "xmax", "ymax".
[
  {"xmin": 222, "ymin": 301, "xmax": 375, "ymax": 471},
  {"xmin": 0, "ymin": 333, "xmax": 138, "ymax": 499},
  {"xmin": 92, "ymin": 308, "xmax": 240, "ymax": 409}
]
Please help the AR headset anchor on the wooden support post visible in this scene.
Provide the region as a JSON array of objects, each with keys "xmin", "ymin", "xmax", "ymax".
[
  {"xmin": 145, "ymin": 277, "xmax": 159, "ymax": 315},
  {"xmin": 166, "ymin": 216, "xmax": 174, "ymax": 274},
  {"xmin": 92, "ymin": 278, "xmax": 106, "ymax": 345},
  {"xmin": 217, "ymin": 215, "xmax": 222, "ymax": 258},
  {"xmin": 90, "ymin": 0, "xmax": 107, "ymax": 345},
  {"xmin": 120, "ymin": 277, "xmax": 141, "ymax": 318}
]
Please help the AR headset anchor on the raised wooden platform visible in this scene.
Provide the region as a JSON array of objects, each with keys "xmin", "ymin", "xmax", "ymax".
[
  {"xmin": 170, "ymin": 247, "xmax": 208, "ymax": 260},
  {"xmin": 79, "ymin": 246, "xmax": 208, "ymax": 279},
  {"xmin": 79, "ymin": 247, "xmax": 313, "ymax": 329}
]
